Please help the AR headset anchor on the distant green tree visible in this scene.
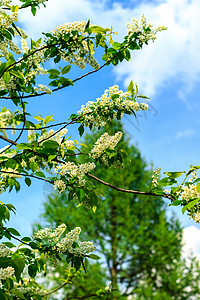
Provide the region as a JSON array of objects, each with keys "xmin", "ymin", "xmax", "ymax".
[{"xmin": 34, "ymin": 121, "xmax": 200, "ymax": 299}]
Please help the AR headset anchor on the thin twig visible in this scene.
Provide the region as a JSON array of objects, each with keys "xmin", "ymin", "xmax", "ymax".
[
  {"xmin": 0, "ymin": 94, "xmax": 26, "ymax": 155},
  {"xmin": 43, "ymin": 281, "xmax": 69, "ymax": 296},
  {"xmin": 0, "ymin": 170, "xmax": 52, "ymax": 184},
  {"xmin": 0, "ymin": 62, "xmax": 107, "ymax": 100},
  {"xmin": 86, "ymin": 172, "xmax": 172, "ymax": 200},
  {"xmin": 0, "ymin": 223, "xmax": 28, "ymax": 246}
]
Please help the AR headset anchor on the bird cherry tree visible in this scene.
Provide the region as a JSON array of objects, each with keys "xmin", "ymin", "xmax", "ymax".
[{"xmin": 0, "ymin": 0, "xmax": 199, "ymax": 299}]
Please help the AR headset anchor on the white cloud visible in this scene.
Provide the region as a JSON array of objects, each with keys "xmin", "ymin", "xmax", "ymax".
[
  {"xmin": 183, "ymin": 226, "xmax": 200, "ymax": 260},
  {"xmin": 17, "ymin": 0, "xmax": 200, "ymax": 97},
  {"xmin": 175, "ymin": 128, "xmax": 195, "ymax": 139}
]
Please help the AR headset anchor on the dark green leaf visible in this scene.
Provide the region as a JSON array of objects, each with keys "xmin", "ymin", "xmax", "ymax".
[
  {"xmin": 61, "ymin": 65, "xmax": 71, "ymax": 75},
  {"xmin": 7, "ymin": 228, "xmax": 21, "ymax": 236},
  {"xmin": 25, "ymin": 177, "xmax": 31, "ymax": 187},
  {"xmin": 88, "ymin": 254, "xmax": 101, "ymax": 260},
  {"xmin": 78, "ymin": 125, "xmax": 84, "ymax": 137},
  {"xmin": 12, "ymin": 257, "xmax": 25, "ymax": 282}
]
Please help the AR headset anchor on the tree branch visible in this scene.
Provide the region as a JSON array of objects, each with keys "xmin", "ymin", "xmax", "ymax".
[
  {"xmin": 0, "ymin": 223, "xmax": 29, "ymax": 246},
  {"xmin": 86, "ymin": 173, "xmax": 172, "ymax": 200},
  {"xmin": 0, "ymin": 62, "xmax": 107, "ymax": 100},
  {"xmin": 0, "ymin": 170, "xmax": 52, "ymax": 184}
]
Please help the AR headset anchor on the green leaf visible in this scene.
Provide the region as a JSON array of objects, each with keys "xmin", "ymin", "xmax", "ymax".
[
  {"xmin": 21, "ymin": 237, "xmax": 32, "ymax": 242},
  {"xmin": 12, "ymin": 257, "xmax": 25, "ymax": 282},
  {"xmin": 44, "ymin": 115, "xmax": 54, "ymax": 125},
  {"xmin": 7, "ymin": 228, "xmax": 21, "ymax": 236},
  {"xmin": 78, "ymin": 125, "xmax": 84, "ymax": 137},
  {"xmin": 3, "ymin": 29, "xmax": 12, "ymax": 40},
  {"xmin": 5, "ymin": 158, "xmax": 17, "ymax": 169},
  {"xmin": 16, "ymin": 143, "xmax": 32, "ymax": 150},
  {"xmin": 47, "ymin": 69, "xmax": 60, "ymax": 76},
  {"xmin": 49, "ymin": 80, "xmax": 59, "ymax": 87},
  {"xmin": 59, "ymin": 77, "xmax": 73, "ymax": 87},
  {"xmin": 10, "ymin": 70, "xmax": 24, "ymax": 80},
  {"xmin": 61, "ymin": 65, "xmax": 71, "ymax": 75},
  {"xmin": 31, "ymin": 5, "xmax": 37, "ymax": 16},
  {"xmin": 43, "ymin": 140, "xmax": 59, "ymax": 149},
  {"xmin": 28, "ymin": 263, "xmax": 38, "ymax": 278},
  {"xmin": 2, "ymin": 242, "xmax": 15, "ymax": 248},
  {"xmin": 157, "ymin": 177, "xmax": 176, "ymax": 187},
  {"xmin": 112, "ymin": 42, "xmax": 121, "ymax": 50},
  {"xmin": 90, "ymin": 25, "xmax": 107, "ymax": 34},
  {"xmin": 10, "ymin": 290, "xmax": 26, "ymax": 300},
  {"xmin": 182, "ymin": 198, "xmax": 200, "ymax": 214},
  {"xmin": 0, "ymin": 290, "xmax": 7, "ymax": 300},
  {"xmin": 196, "ymin": 182, "xmax": 200, "ymax": 193},
  {"xmin": 30, "ymin": 162, "xmax": 38, "ymax": 172},
  {"xmin": 127, "ymin": 80, "xmax": 134, "ymax": 93},
  {"xmin": 169, "ymin": 200, "xmax": 183, "ymax": 207},
  {"xmin": 29, "ymin": 242, "xmax": 38, "ymax": 249},
  {"xmin": 3, "ymin": 71, "xmax": 11, "ymax": 84},
  {"xmin": 88, "ymin": 254, "xmax": 101, "ymax": 260},
  {"xmin": 35, "ymin": 171, "xmax": 45, "ymax": 178},
  {"xmin": 164, "ymin": 171, "xmax": 185, "ymax": 178},
  {"xmin": 25, "ymin": 177, "xmax": 31, "ymax": 187},
  {"xmin": 14, "ymin": 181, "xmax": 20, "ymax": 192},
  {"xmin": 94, "ymin": 188, "xmax": 105, "ymax": 197}
]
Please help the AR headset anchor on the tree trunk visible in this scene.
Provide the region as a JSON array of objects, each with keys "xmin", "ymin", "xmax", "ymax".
[{"xmin": 110, "ymin": 196, "xmax": 118, "ymax": 299}]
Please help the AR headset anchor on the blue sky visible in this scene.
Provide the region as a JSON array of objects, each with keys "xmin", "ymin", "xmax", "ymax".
[{"xmin": 1, "ymin": 0, "xmax": 200, "ymax": 258}]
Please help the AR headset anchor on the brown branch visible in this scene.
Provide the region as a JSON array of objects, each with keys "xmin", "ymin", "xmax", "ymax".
[
  {"xmin": 86, "ymin": 173, "xmax": 172, "ymax": 200},
  {"xmin": 0, "ymin": 223, "xmax": 28, "ymax": 246},
  {"xmin": 0, "ymin": 135, "xmax": 17, "ymax": 146},
  {"xmin": 0, "ymin": 121, "xmax": 69, "ymax": 131},
  {"xmin": 64, "ymin": 291, "xmax": 113, "ymax": 300},
  {"xmin": 0, "ymin": 95, "xmax": 26, "ymax": 155},
  {"xmin": 43, "ymin": 281, "xmax": 69, "ymax": 296},
  {"xmin": 0, "ymin": 62, "xmax": 107, "ymax": 100},
  {"xmin": 0, "ymin": 170, "xmax": 52, "ymax": 184},
  {"xmin": 0, "ymin": 45, "xmax": 49, "ymax": 79}
]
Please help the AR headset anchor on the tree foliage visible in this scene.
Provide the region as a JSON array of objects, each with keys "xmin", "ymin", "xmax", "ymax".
[
  {"xmin": 0, "ymin": 0, "xmax": 199, "ymax": 298},
  {"xmin": 35, "ymin": 122, "xmax": 200, "ymax": 299}
]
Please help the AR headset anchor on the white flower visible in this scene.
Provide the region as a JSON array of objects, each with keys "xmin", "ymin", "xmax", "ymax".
[
  {"xmin": 0, "ymin": 266, "xmax": 14, "ymax": 280},
  {"xmin": 181, "ymin": 184, "xmax": 200, "ymax": 201},
  {"xmin": 91, "ymin": 131, "xmax": 122, "ymax": 159},
  {"xmin": 0, "ymin": 244, "xmax": 10, "ymax": 257}
]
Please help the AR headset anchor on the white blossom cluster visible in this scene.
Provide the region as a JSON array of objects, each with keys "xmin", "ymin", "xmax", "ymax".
[
  {"xmin": 0, "ymin": 146, "xmax": 15, "ymax": 158},
  {"xmin": 0, "ymin": 243, "xmax": 10, "ymax": 257},
  {"xmin": 91, "ymin": 131, "xmax": 122, "ymax": 159},
  {"xmin": 1, "ymin": 167, "xmax": 21, "ymax": 178},
  {"xmin": 0, "ymin": 266, "xmax": 14, "ymax": 280},
  {"xmin": 34, "ymin": 223, "xmax": 67, "ymax": 242},
  {"xmin": 0, "ymin": 6, "xmax": 23, "ymax": 57},
  {"xmin": 194, "ymin": 212, "xmax": 200, "ymax": 223},
  {"xmin": 27, "ymin": 128, "xmax": 68, "ymax": 144},
  {"xmin": 188, "ymin": 170, "xmax": 198, "ymax": 182},
  {"xmin": 56, "ymin": 227, "xmax": 96, "ymax": 255},
  {"xmin": 34, "ymin": 225, "xmax": 96, "ymax": 256},
  {"xmin": 64, "ymin": 139, "xmax": 75, "ymax": 149},
  {"xmin": 14, "ymin": 278, "xmax": 48, "ymax": 297},
  {"xmin": 0, "ymin": 110, "xmax": 14, "ymax": 128},
  {"xmin": 0, "ymin": 0, "xmax": 11, "ymax": 6},
  {"xmin": 78, "ymin": 85, "xmax": 148, "ymax": 127},
  {"xmin": 181, "ymin": 184, "xmax": 200, "ymax": 202},
  {"xmin": 54, "ymin": 161, "xmax": 96, "ymax": 187},
  {"xmin": 50, "ymin": 21, "xmax": 99, "ymax": 70},
  {"xmin": 34, "ymin": 84, "xmax": 52, "ymax": 95},
  {"xmin": 126, "ymin": 14, "xmax": 167, "ymax": 44},
  {"xmin": 15, "ymin": 286, "xmax": 47, "ymax": 296},
  {"xmin": 151, "ymin": 167, "xmax": 161, "ymax": 187},
  {"xmin": 53, "ymin": 179, "xmax": 66, "ymax": 193},
  {"xmin": 19, "ymin": 39, "xmax": 47, "ymax": 86}
]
